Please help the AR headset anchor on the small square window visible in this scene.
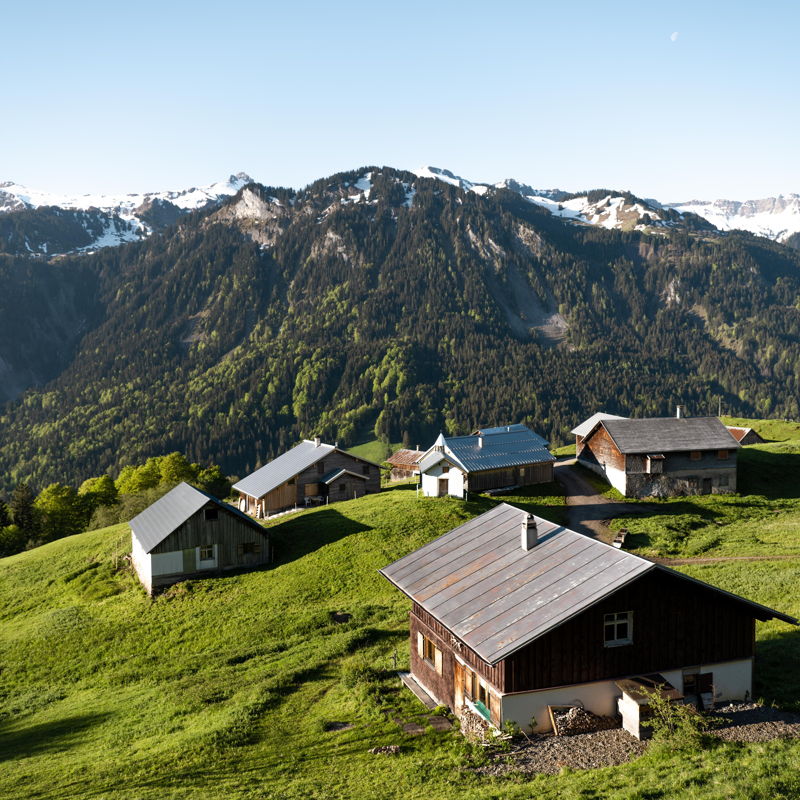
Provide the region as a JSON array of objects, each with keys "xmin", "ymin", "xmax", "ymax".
[
  {"xmin": 204, "ymin": 508, "xmax": 218, "ymax": 521},
  {"xmin": 242, "ymin": 542, "xmax": 258, "ymax": 555},
  {"xmin": 719, "ymin": 475, "xmax": 729, "ymax": 487},
  {"xmin": 442, "ymin": 465, "xmax": 450, "ymax": 474},
  {"xmin": 287, "ymin": 477, "xmax": 296, "ymax": 486},
  {"xmin": 199, "ymin": 545, "xmax": 214, "ymax": 561},
  {"xmin": 362, "ymin": 463, "xmax": 370, "ymax": 475},
  {"xmin": 603, "ymin": 611, "xmax": 633, "ymax": 647},
  {"xmin": 339, "ymin": 483, "xmax": 346, "ymax": 493},
  {"xmin": 718, "ymin": 450, "xmax": 729, "ymax": 460},
  {"xmin": 690, "ymin": 451, "xmax": 701, "ymax": 461}
]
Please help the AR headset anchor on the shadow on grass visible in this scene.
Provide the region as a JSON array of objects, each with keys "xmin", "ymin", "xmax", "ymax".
[
  {"xmin": 269, "ymin": 508, "xmax": 373, "ymax": 566},
  {"xmin": 0, "ymin": 712, "xmax": 110, "ymax": 760},
  {"xmin": 473, "ymin": 482, "xmax": 568, "ymax": 525},
  {"xmin": 739, "ymin": 448, "xmax": 800, "ymax": 499},
  {"xmin": 755, "ymin": 627, "xmax": 800, "ymax": 711}
]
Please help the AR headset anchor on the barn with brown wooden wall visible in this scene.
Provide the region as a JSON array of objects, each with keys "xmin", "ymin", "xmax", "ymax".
[
  {"xmin": 380, "ymin": 503, "xmax": 796, "ymax": 733},
  {"xmin": 233, "ymin": 438, "xmax": 381, "ymax": 518},
  {"xmin": 386, "ymin": 449, "xmax": 425, "ymax": 481}
]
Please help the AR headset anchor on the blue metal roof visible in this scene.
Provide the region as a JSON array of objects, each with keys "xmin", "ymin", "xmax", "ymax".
[{"xmin": 440, "ymin": 425, "xmax": 554, "ymax": 473}]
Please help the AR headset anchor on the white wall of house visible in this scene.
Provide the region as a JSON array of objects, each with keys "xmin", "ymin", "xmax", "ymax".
[
  {"xmin": 500, "ymin": 657, "xmax": 753, "ymax": 732},
  {"xmin": 131, "ymin": 534, "xmax": 152, "ymax": 593},
  {"xmin": 151, "ymin": 550, "xmax": 184, "ymax": 577},
  {"xmin": 577, "ymin": 458, "xmax": 627, "ymax": 494},
  {"xmin": 421, "ymin": 462, "xmax": 466, "ymax": 498}
]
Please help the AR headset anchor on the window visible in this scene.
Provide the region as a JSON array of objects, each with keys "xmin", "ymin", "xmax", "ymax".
[
  {"xmin": 717, "ymin": 449, "xmax": 729, "ymax": 460},
  {"xmin": 199, "ymin": 545, "xmax": 214, "ymax": 561},
  {"xmin": 718, "ymin": 475, "xmax": 729, "ymax": 487},
  {"xmin": 362, "ymin": 463, "xmax": 370, "ymax": 475},
  {"xmin": 417, "ymin": 632, "xmax": 443, "ymax": 675},
  {"xmin": 287, "ymin": 477, "xmax": 296, "ymax": 486},
  {"xmin": 317, "ymin": 461, "xmax": 325, "ymax": 474},
  {"xmin": 204, "ymin": 508, "xmax": 218, "ymax": 521},
  {"xmin": 339, "ymin": 483, "xmax": 346, "ymax": 493},
  {"xmin": 242, "ymin": 542, "xmax": 259, "ymax": 555},
  {"xmin": 604, "ymin": 611, "xmax": 633, "ymax": 646},
  {"xmin": 464, "ymin": 666, "xmax": 492, "ymax": 721},
  {"xmin": 442, "ymin": 465, "xmax": 450, "ymax": 474},
  {"xmin": 690, "ymin": 451, "xmax": 702, "ymax": 461}
]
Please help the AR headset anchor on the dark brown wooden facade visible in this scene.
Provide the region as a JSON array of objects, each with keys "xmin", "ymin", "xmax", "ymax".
[
  {"xmin": 409, "ymin": 568, "xmax": 758, "ymax": 714},
  {"xmin": 241, "ymin": 449, "xmax": 380, "ymax": 516}
]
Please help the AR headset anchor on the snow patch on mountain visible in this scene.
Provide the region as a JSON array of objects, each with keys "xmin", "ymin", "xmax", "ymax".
[{"xmin": 669, "ymin": 195, "xmax": 800, "ymax": 242}]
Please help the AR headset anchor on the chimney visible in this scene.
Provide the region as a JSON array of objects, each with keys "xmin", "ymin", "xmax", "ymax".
[
  {"xmin": 676, "ymin": 405, "xmax": 684, "ymax": 419},
  {"xmin": 416, "ymin": 444, "xmax": 420, "ymax": 451},
  {"xmin": 478, "ymin": 435, "xmax": 484, "ymax": 449},
  {"xmin": 521, "ymin": 514, "xmax": 538, "ymax": 550},
  {"xmin": 314, "ymin": 437, "xmax": 321, "ymax": 447}
]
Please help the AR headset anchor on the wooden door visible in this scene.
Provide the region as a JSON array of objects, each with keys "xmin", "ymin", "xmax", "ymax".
[
  {"xmin": 453, "ymin": 661, "xmax": 464, "ymax": 712},
  {"xmin": 702, "ymin": 477, "xmax": 713, "ymax": 494},
  {"xmin": 438, "ymin": 478, "xmax": 448, "ymax": 497}
]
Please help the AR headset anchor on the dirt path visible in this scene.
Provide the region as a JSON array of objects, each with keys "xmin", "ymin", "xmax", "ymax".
[{"xmin": 554, "ymin": 459, "xmax": 655, "ymax": 544}]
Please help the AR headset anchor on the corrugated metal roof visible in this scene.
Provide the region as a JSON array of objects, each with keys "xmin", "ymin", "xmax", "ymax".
[
  {"xmin": 473, "ymin": 424, "xmax": 547, "ymax": 446},
  {"xmin": 571, "ymin": 412, "xmax": 627, "ymax": 437},
  {"xmin": 232, "ymin": 440, "xmax": 335, "ymax": 499},
  {"xmin": 129, "ymin": 482, "xmax": 265, "ymax": 553},
  {"xmin": 442, "ymin": 426, "xmax": 555, "ymax": 472},
  {"xmin": 599, "ymin": 417, "xmax": 740, "ymax": 454},
  {"xmin": 379, "ymin": 503, "xmax": 796, "ymax": 665}
]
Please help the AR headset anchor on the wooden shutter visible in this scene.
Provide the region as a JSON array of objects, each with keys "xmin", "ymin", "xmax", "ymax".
[
  {"xmin": 417, "ymin": 632, "xmax": 424, "ymax": 658},
  {"xmin": 434, "ymin": 646, "xmax": 443, "ymax": 675}
]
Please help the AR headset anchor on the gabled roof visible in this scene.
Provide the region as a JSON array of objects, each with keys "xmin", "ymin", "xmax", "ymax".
[
  {"xmin": 320, "ymin": 467, "xmax": 368, "ymax": 485},
  {"xmin": 420, "ymin": 425, "xmax": 554, "ymax": 474},
  {"xmin": 380, "ymin": 503, "xmax": 796, "ymax": 666},
  {"xmin": 130, "ymin": 482, "xmax": 266, "ymax": 553},
  {"xmin": 570, "ymin": 412, "xmax": 627, "ymax": 438},
  {"xmin": 726, "ymin": 426, "xmax": 765, "ymax": 444},
  {"xmin": 386, "ymin": 449, "xmax": 425, "ymax": 468},
  {"xmin": 594, "ymin": 417, "xmax": 740, "ymax": 454}
]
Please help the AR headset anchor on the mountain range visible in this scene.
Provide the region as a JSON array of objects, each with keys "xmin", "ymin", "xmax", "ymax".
[{"xmin": 1, "ymin": 165, "xmax": 799, "ymax": 492}]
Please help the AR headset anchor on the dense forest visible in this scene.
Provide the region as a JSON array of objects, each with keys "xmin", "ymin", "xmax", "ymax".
[{"xmin": 1, "ymin": 166, "xmax": 800, "ymax": 492}]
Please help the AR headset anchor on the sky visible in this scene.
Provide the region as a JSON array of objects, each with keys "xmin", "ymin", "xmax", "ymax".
[{"xmin": 1, "ymin": 0, "xmax": 798, "ymax": 200}]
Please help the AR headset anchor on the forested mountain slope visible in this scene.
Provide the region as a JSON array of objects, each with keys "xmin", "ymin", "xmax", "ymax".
[{"xmin": 2, "ymin": 167, "xmax": 800, "ymax": 491}]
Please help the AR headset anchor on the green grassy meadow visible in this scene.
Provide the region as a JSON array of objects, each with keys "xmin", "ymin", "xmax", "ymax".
[{"xmin": 1, "ymin": 446, "xmax": 799, "ymax": 799}]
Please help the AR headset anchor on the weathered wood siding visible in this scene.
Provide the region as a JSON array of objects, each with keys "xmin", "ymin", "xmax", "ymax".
[
  {"xmin": 578, "ymin": 426, "xmax": 625, "ymax": 471},
  {"xmin": 264, "ymin": 481, "xmax": 296, "ymax": 513},
  {"xmin": 294, "ymin": 450, "xmax": 380, "ymax": 504},
  {"xmin": 503, "ymin": 568, "xmax": 755, "ymax": 692},
  {"xmin": 467, "ymin": 462, "xmax": 553, "ymax": 492},
  {"xmin": 150, "ymin": 504, "xmax": 270, "ymax": 571}
]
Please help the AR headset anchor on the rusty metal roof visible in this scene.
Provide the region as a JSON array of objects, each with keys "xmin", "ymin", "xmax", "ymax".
[
  {"xmin": 380, "ymin": 503, "xmax": 796, "ymax": 665},
  {"xmin": 386, "ymin": 449, "xmax": 425, "ymax": 468}
]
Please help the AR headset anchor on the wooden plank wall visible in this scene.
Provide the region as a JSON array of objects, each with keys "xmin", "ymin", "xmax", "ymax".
[
  {"xmin": 150, "ymin": 505, "xmax": 270, "ymax": 570},
  {"xmin": 468, "ymin": 461, "xmax": 553, "ymax": 492},
  {"xmin": 294, "ymin": 450, "xmax": 380, "ymax": 503},
  {"xmin": 503, "ymin": 569, "xmax": 755, "ymax": 692},
  {"xmin": 579, "ymin": 426, "xmax": 625, "ymax": 471}
]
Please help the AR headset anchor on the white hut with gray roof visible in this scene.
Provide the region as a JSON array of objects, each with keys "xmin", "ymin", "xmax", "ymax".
[
  {"xmin": 418, "ymin": 424, "xmax": 554, "ymax": 498},
  {"xmin": 130, "ymin": 482, "xmax": 271, "ymax": 594},
  {"xmin": 233, "ymin": 438, "xmax": 380, "ymax": 518}
]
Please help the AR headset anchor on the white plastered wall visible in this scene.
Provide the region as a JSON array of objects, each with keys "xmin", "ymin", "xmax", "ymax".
[
  {"xmin": 421, "ymin": 461, "xmax": 465, "ymax": 498},
  {"xmin": 131, "ymin": 533, "xmax": 152, "ymax": 593},
  {"xmin": 578, "ymin": 458, "xmax": 627, "ymax": 494},
  {"xmin": 501, "ymin": 658, "xmax": 753, "ymax": 732},
  {"xmin": 447, "ymin": 469, "xmax": 465, "ymax": 498}
]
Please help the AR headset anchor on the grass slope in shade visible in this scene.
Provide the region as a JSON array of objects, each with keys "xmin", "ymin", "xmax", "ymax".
[{"xmin": 1, "ymin": 484, "xmax": 799, "ymax": 799}]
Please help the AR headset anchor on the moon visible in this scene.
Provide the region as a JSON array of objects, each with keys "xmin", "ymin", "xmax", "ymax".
[{"xmin": 670, "ymin": 31, "xmax": 679, "ymax": 42}]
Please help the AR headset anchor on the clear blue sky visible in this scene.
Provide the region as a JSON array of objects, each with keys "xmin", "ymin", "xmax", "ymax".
[{"xmin": 2, "ymin": 0, "xmax": 798, "ymax": 200}]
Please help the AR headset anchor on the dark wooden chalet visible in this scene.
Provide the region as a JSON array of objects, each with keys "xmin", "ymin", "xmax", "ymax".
[
  {"xmin": 417, "ymin": 424, "xmax": 555, "ymax": 499},
  {"xmin": 573, "ymin": 414, "xmax": 740, "ymax": 497},
  {"xmin": 130, "ymin": 482, "xmax": 271, "ymax": 595},
  {"xmin": 233, "ymin": 438, "xmax": 380, "ymax": 517},
  {"xmin": 380, "ymin": 504, "xmax": 795, "ymax": 733}
]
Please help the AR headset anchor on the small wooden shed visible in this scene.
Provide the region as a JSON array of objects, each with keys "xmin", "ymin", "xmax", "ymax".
[
  {"xmin": 386, "ymin": 449, "xmax": 425, "ymax": 481},
  {"xmin": 130, "ymin": 482, "xmax": 271, "ymax": 595}
]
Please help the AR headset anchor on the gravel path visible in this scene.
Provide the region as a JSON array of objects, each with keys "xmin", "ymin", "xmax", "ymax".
[{"xmin": 474, "ymin": 704, "xmax": 800, "ymax": 776}]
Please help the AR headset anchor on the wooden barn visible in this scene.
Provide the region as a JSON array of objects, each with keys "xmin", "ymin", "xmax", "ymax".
[
  {"xmin": 386, "ymin": 449, "xmax": 425, "ymax": 481},
  {"xmin": 572, "ymin": 413, "xmax": 740, "ymax": 498},
  {"xmin": 380, "ymin": 504, "xmax": 796, "ymax": 733},
  {"xmin": 417, "ymin": 424, "xmax": 554, "ymax": 499},
  {"xmin": 130, "ymin": 482, "xmax": 271, "ymax": 595},
  {"xmin": 233, "ymin": 438, "xmax": 380, "ymax": 518},
  {"xmin": 726, "ymin": 426, "xmax": 766, "ymax": 445}
]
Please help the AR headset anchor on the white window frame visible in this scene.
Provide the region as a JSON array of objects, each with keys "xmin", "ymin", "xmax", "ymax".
[
  {"xmin": 603, "ymin": 610, "xmax": 633, "ymax": 647},
  {"xmin": 197, "ymin": 544, "xmax": 217, "ymax": 569}
]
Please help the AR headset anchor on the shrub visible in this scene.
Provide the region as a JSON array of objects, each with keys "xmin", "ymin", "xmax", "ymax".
[{"xmin": 641, "ymin": 689, "xmax": 717, "ymax": 750}]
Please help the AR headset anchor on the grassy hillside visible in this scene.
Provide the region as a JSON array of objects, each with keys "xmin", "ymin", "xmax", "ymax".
[{"xmin": 1, "ymin": 483, "xmax": 799, "ymax": 799}]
